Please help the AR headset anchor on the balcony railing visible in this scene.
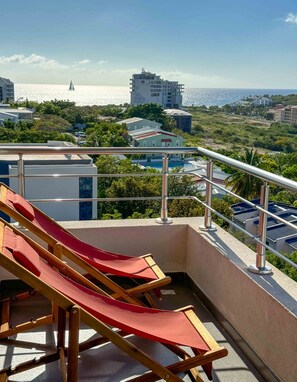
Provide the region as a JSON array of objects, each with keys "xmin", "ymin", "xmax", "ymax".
[{"xmin": 0, "ymin": 145, "xmax": 297, "ymax": 275}]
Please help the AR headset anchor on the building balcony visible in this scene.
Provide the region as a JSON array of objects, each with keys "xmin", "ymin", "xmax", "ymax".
[{"xmin": 0, "ymin": 145, "xmax": 296, "ymax": 381}]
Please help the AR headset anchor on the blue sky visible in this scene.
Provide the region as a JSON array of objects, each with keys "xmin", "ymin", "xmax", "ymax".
[{"xmin": 1, "ymin": 0, "xmax": 297, "ymax": 88}]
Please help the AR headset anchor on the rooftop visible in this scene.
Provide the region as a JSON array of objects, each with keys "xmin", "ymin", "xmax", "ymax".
[
  {"xmin": 232, "ymin": 200, "xmax": 297, "ymax": 251},
  {"xmin": 0, "ymin": 142, "xmax": 92, "ymax": 162},
  {"xmin": 164, "ymin": 109, "xmax": 192, "ymax": 117}
]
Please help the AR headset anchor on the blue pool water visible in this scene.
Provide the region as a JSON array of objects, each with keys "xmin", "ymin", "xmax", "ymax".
[{"xmin": 141, "ymin": 160, "xmax": 186, "ymax": 170}]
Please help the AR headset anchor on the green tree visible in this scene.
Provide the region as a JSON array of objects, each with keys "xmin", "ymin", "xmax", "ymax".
[
  {"xmin": 124, "ymin": 103, "xmax": 173, "ymax": 130},
  {"xmin": 267, "ymin": 251, "xmax": 297, "ymax": 282},
  {"xmin": 3, "ymin": 120, "xmax": 15, "ymax": 129},
  {"xmin": 85, "ymin": 122, "xmax": 128, "ymax": 147},
  {"xmin": 37, "ymin": 101, "xmax": 61, "ymax": 115},
  {"xmin": 226, "ymin": 148, "xmax": 262, "ymax": 199},
  {"xmin": 282, "ymin": 164, "xmax": 297, "ymax": 181},
  {"xmin": 95, "ymin": 156, "xmax": 160, "ymax": 218},
  {"xmin": 106, "ymin": 173, "xmax": 161, "ymax": 218}
]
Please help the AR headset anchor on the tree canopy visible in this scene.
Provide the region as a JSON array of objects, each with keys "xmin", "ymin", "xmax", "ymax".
[{"xmin": 124, "ymin": 103, "xmax": 174, "ymax": 130}]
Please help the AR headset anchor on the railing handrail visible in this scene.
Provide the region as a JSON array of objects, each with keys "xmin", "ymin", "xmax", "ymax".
[
  {"xmin": 1, "ymin": 145, "xmax": 296, "ymax": 192},
  {"xmin": 196, "ymin": 147, "xmax": 297, "ymax": 192},
  {"xmin": 0, "ymin": 145, "xmax": 297, "ymax": 274}
]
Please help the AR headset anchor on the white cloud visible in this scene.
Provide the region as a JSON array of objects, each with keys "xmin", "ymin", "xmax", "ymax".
[
  {"xmin": 77, "ymin": 59, "xmax": 90, "ymax": 64},
  {"xmin": 97, "ymin": 59, "xmax": 108, "ymax": 64},
  {"xmin": 0, "ymin": 54, "xmax": 69, "ymax": 69},
  {"xmin": 285, "ymin": 13, "xmax": 297, "ymax": 25},
  {"xmin": 157, "ymin": 69, "xmax": 229, "ymax": 87}
]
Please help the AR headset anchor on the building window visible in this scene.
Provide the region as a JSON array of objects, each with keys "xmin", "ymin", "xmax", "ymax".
[{"xmin": 79, "ymin": 177, "xmax": 93, "ymax": 220}]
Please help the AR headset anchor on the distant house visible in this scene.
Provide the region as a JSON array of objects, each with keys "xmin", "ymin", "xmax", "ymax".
[
  {"xmin": 0, "ymin": 77, "xmax": 14, "ymax": 102},
  {"xmin": 231, "ymin": 200, "xmax": 297, "ymax": 254},
  {"xmin": 0, "ymin": 107, "xmax": 33, "ymax": 125},
  {"xmin": 129, "ymin": 127, "xmax": 184, "ymax": 159},
  {"xmin": 0, "ymin": 110, "xmax": 18, "ymax": 125},
  {"xmin": 251, "ymin": 96, "xmax": 272, "ymax": 106},
  {"xmin": 117, "ymin": 117, "xmax": 161, "ymax": 131},
  {"xmin": 164, "ymin": 108, "xmax": 192, "ymax": 133}
]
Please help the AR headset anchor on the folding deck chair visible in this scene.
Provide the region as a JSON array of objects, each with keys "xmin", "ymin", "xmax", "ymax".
[
  {"xmin": 0, "ymin": 220, "xmax": 228, "ymax": 382},
  {"xmin": 0, "ymin": 183, "xmax": 171, "ymax": 306}
]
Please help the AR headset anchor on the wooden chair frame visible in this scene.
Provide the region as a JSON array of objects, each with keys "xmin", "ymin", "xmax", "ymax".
[
  {"xmin": 0, "ymin": 220, "xmax": 228, "ymax": 382},
  {"xmin": 0, "ymin": 183, "xmax": 171, "ymax": 307}
]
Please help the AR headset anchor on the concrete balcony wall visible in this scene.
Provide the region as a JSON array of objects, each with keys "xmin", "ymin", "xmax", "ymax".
[
  {"xmin": 8, "ymin": 217, "xmax": 297, "ymax": 382},
  {"xmin": 185, "ymin": 218, "xmax": 297, "ymax": 382},
  {"xmin": 61, "ymin": 218, "xmax": 189, "ymax": 273}
]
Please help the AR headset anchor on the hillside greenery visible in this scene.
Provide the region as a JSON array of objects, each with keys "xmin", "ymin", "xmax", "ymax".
[
  {"xmin": 181, "ymin": 106, "xmax": 297, "ymax": 153},
  {"xmin": 1, "ymin": 97, "xmax": 297, "ymax": 280}
]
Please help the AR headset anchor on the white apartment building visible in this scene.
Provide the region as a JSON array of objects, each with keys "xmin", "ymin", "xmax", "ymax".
[
  {"xmin": 0, "ymin": 77, "xmax": 14, "ymax": 102},
  {"xmin": 130, "ymin": 69, "xmax": 183, "ymax": 109},
  {"xmin": 0, "ymin": 141, "xmax": 97, "ymax": 221}
]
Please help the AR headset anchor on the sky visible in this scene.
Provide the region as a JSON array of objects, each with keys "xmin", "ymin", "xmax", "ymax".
[{"xmin": 1, "ymin": 0, "xmax": 297, "ymax": 89}]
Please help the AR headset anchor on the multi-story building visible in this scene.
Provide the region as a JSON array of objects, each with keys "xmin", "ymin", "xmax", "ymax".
[
  {"xmin": 274, "ymin": 105, "xmax": 297, "ymax": 124},
  {"xmin": 130, "ymin": 69, "xmax": 183, "ymax": 109},
  {"xmin": 164, "ymin": 108, "xmax": 192, "ymax": 132},
  {"xmin": 0, "ymin": 77, "xmax": 14, "ymax": 102}
]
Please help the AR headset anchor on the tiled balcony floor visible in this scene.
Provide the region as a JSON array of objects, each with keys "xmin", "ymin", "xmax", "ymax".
[{"xmin": 0, "ymin": 279, "xmax": 264, "ymax": 382}]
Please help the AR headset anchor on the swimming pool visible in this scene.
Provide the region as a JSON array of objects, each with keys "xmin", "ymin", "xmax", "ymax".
[{"xmin": 133, "ymin": 159, "xmax": 208, "ymax": 172}]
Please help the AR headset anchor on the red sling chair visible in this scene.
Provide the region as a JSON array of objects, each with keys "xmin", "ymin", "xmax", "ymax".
[
  {"xmin": 0, "ymin": 183, "xmax": 171, "ymax": 306},
  {"xmin": 0, "ymin": 220, "xmax": 228, "ymax": 382}
]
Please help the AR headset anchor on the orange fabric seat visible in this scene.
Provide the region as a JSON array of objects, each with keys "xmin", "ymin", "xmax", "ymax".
[
  {"xmin": 0, "ymin": 183, "xmax": 171, "ymax": 305},
  {"xmin": 0, "ymin": 220, "xmax": 228, "ymax": 382}
]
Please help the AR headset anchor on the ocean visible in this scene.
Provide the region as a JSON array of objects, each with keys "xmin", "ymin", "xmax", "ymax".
[{"xmin": 15, "ymin": 83, "xmax": 297, "ymax": 107}]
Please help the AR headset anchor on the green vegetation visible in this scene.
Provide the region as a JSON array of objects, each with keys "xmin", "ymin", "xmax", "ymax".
[
  {"xmin": 183, "ymin": 106, "xmax": 297, "ymax": 153},
  {"xmin": 123, "ymin": 103, "xmax": 174, "ymax": 130},
  {"xmin": 0, "ymin": 120, "xmax": 75, "ymax": 144},
  {"xmin": 85, "ymin": 122, "xmax": 128, "ymax": 147},
  {"xmin": 267, "ymin": 251, "xmax": 297, "ymax": 282},
  {"xmin": 271, "ymin": 94, "xmax": 297, "ymax": 106},
  {"xmin": 226, "ymin": 148, "xmax": 262, "ymax": 199},
  {"xmin": 2, "ymin": 97, "xmax": 297, "ymax": 281}
]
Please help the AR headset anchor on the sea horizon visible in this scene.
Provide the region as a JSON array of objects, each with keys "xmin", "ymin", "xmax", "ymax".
[{"xmin": 14, "ymin": 83, "xmax": 297, "ymax": 107}]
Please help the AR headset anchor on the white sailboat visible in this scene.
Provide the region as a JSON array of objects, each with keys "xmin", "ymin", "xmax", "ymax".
[{"xmin": 69, "ymin": 80, "xmax": 75, "ymax": 91}]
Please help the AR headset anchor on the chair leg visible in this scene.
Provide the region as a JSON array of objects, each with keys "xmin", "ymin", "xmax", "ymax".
[
  {"xmin": 59, "ymin": 347, "xmax": 67, "ymax": 382},
  {"xmin": 0, "ymin": 373, "xmax": 7, "ymax": 382},
  {"xmin": 57, "ymin": 306, "xmax": 66, "ymax": 348},
  {"xmin": 67, "ymin": 305, "xmax": 80, "ymax": 382},
  {"xmin": 0, "ymin": 300, "xmax": 10, "ymax": 335}
]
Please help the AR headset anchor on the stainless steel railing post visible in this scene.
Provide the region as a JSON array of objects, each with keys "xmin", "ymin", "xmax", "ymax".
[
  {"xmin": 156, "ymin": 154, "xmax": 172, "ymax": 224},
  {"xmin": 249, "ymin": 182, "xmax": 272, "ymax": 274},
  {"xmin": 17, "ymin": 153, "xmax": 25, "ymax": 197},
  {"xmin": 200, "ymin": 159, "xmax": 216, "ymax": 231}
]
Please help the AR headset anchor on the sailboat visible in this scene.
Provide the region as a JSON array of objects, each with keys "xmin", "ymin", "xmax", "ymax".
[{"xmin": 69, "ymin": 80, "xmax": 75, "ymax": 91}]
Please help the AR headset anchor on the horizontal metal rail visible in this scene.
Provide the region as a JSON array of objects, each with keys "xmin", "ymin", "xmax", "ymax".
[{"xmin": 0, "ymin": 145, "xmax": 296, "ymax": 274}]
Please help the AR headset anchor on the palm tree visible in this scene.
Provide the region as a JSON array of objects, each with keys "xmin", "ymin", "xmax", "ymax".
[{"xmin": 226, "ymin": 148, "xmax": 262, "ymax": 199}]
